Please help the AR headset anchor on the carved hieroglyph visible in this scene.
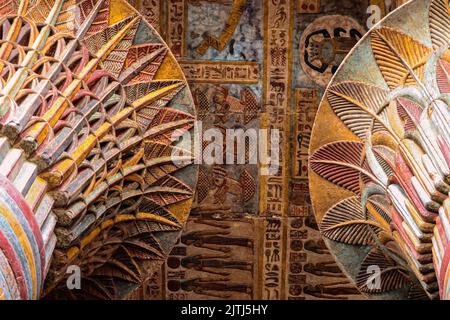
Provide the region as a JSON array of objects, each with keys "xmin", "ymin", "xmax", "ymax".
[
  {"xmin": 0, "ymin": 0, "xmax": 196, "ymax": 300},
  {"xmin": 300, "ymin": 15, "xmax": 365, "ymax": 88},
  {"xmin": 310, "ymin": 0, "xmax": 449, "ymax": 300}
]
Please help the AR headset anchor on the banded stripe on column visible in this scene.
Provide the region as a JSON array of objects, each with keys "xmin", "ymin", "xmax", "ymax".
[{"xmin": 0, "ymin": 175, "xmax": 45, "ymax": 299}]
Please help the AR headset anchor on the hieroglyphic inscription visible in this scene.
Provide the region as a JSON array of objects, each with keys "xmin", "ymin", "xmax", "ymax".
[
  {"xmin": 129, "ymin": 0, "xmax": 163, "ymax": 32},
  {"xmin": 298, "ymin": 0, "xmax": 321, "ymax": 13},
  {"xmin": 262, "ymin": 0, "xmax": 293, "ymax": 215},
  {"xmin": 261, "ymin": 217, "xmax": 284, "ymax": 300},
  {"xmin": 293, "ymin": 88, "xmax": 318, "ymax": 179},
  {"xmin": 180, "ymin": 60, "xmax": 259, "ymax": 84},
  {"xmin": 167, "ymin": 0, "xmax": 187, "ymax": 57},
  {"xmin": 259, "ymin": 0, "xmax": 294, "ymax": 300}
]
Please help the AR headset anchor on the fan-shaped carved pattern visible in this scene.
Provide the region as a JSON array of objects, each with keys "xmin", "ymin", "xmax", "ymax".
[
  {"xmin": 310, "ymin": 0, "xmax": 450, "ymax": 300},
  {"xmin": 0, "ymin": 0, "xmax": 197, "ymax": 300}
]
